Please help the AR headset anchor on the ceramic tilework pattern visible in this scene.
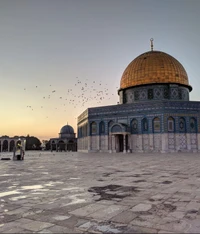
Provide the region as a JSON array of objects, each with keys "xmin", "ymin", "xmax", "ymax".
[
  {"xmin": 191, "ymin": 133, "xmax": 197, "ymax": 149},
  {"xmin": 78, "ymin": 101, "xmax": 200, "ymax": 139},
  {"xmin": 120, "ymin": 51, "xmax": 191, "ymax": 90},
  {"xmin": 179, "ymin": 134, "xmax": 187, "ymax": 149},
  {"xmin": 120, "ymin": 85, "xmax": 190, "ymax": 104},
  {"xmin": 168, "ymin": 133, "xmax": 175, "ymax": 150},
  {"xmin": 154, "ymin": 135, "xmax": 161, "ymax": 151}
]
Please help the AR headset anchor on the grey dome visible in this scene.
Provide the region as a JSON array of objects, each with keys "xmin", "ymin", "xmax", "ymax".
[{"xmin": 60, "ymin": 125, "xmax": 74, "ymax": 134}]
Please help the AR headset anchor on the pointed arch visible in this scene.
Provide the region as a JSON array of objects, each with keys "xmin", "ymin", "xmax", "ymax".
[
  {"xmin": 131, "ymin": 118, "xmax": 138, "ymax": 134},
  {"xmin": 108, "ymin": 120, "xmax": 114, "ymax": 134},
  {"xmin": 153, "ymin": 117, "xmax": 160, "ymax": 133},
  {"xmin": 10, "ymin": 140, "xmax": 15, "ymax": 152},
  {"xmin": 179, "ymin": 117, "xmax": 186, "ymax": 132},
  {"xmin": 90, "ymin": 121, "xmax": 97, "ymax": 135},
  {"xmin": 142, "ymin": 118, "xmax": 148, "ymax": 133},
  {"xmin": 168, "ymin": 116, "xmax": 175, "ymax": 132},
  {"xmin": 99, "ymin": 121, "xmax": 105, "ymax": 135},
  {"xmin": 2, "ymin": 140, "xmax": 8, "ymax": 152},
  {"xmin": 190, "ymin": 117, "xmax": 197, "ymax": 133}
]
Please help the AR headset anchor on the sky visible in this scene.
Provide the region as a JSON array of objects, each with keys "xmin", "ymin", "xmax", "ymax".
[{"xmin": 0, "ymin": 0, "xmax": 200, "ymax": 141}]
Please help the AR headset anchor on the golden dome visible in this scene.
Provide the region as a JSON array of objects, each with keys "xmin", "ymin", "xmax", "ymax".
[{"xmin": 120, "ymin": 51, "xmax": 192, "ymax": 91}]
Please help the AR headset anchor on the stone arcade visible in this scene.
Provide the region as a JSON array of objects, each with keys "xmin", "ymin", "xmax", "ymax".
[
  {"xmin": 77, "ymin": 41, "xmax": 200, "ymax": 153},
  {"xmin": 0, "ymin": 137, "xmax": 26, "ymax": 152}
]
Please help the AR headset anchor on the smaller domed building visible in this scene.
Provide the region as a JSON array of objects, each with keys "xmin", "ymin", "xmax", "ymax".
[{"xmin": 50, "ymin": 124, "xmax": 77, "ymax": 152}]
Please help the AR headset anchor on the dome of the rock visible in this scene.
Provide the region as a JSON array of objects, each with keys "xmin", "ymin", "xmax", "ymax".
[{"xmin": 120, "ymin": 50, "xmax": 192, "ymax": 91}]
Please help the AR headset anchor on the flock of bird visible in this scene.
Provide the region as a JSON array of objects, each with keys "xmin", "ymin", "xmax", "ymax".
[{"xmin": 24, "ymin": 77, "xmax": 119, "ymax": 119}]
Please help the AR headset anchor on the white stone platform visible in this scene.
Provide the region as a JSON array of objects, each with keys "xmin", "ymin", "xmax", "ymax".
[{"xmin": 0, "ymin": 151, "xmax": 200, "ymax": 233}]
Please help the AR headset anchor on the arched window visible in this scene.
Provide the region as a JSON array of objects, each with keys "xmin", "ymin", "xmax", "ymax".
[
  {"xmin": 82, "ymin": 125, "xmax": 85, "ymax": 137},
  {"xmin": 78, "ymin": 127, "xmax": 80, "ymax": 138},
  {"xmin": 111, "ymin": 124, "xmax": 122, "ymax": 133},
  {"xmin": 131, "ymin": 119, "xmax": 138, "ymax": 134},
  {"xmin": 142, "ymin": 118, "xmax": 148, "ymax": 133},
  {"xmin": 190, "ymin": 117, "xmax": 197, "ymax": 133},
  {"xmin": 90, "ymin": 122, "xmax": 97, "ymax": 135},
  {"xmin": 80, "ymin": 127, "xmax": 83, "ymax": 137},
  {"xmin": 167, "ymin": 117, "xmax": 175, "ymax": 132},
  {"xmin": 85, "ymin": 124, "xmax": 88, "ymax": 137},
  {"xmin": 179, "ymin": 117, "xmax": 186, "ymax": 132},
  {"xmin": 99, "ymin": 121, "xmax": 105, "ymax": 135},
  {"xmin": 108, "ymin": 120, "xmax": 114, "ymax": 134},
  {"xmin": 153, "ymin": 117, "xmax": 160, "ymax": 133}
]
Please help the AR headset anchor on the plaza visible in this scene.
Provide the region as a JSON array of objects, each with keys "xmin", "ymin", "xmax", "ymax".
[{"xmin": 0, "ymin": 151, "xmax": 200, "ymax": 233}]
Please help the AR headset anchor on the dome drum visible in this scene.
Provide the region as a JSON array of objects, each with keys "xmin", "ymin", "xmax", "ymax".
[{"xmin": 119, "ymin": 84, "xmax": 189, "ymax": 104}]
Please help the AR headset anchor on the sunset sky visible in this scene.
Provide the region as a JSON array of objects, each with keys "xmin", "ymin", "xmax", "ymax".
[{"xmin": 0, "ymin": 0, "xmax": 200, "ymax": 141}]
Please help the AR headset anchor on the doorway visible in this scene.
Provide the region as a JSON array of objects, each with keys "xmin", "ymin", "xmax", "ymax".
[
  {"xmin": 116, "ymin": 134, "xmax": 128, "ymax": 152},
  {"xmin": 118, "ymin": 135, "xmax": 123, "ymax": 152}
]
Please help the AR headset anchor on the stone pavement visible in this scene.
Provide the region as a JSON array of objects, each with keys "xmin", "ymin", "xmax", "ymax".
[{"xmin": 0, "ymin": 151, "xmax": 200, "ymax": 233}]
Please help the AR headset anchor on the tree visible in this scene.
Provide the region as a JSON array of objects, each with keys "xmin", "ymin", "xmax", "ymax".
[{"xmin": 25, "ymin": 135, "xmax": 41, "ymax": 150}]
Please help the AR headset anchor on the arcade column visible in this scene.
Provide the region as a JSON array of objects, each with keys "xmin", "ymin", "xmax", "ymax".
[{"xmin": 123, "ymin": 134, "xmax": 126, "ymax": 153}]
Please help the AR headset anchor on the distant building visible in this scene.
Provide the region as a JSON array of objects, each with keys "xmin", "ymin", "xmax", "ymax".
[
  {"xmin": 77, "ymin": 40, "xmax": 200, "ymax": 153},
  {"xmin": 50, "ymin": 124, "xmax": 77, "ymax": 151}
]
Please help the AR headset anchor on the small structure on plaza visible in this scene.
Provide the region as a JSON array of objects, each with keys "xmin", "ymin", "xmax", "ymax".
[
  {"xmin": 77, "ymin": 39, "xmax": 200, "ymax": 153},
  {"xmin": 13, "ymin": 140, "xmax": 26, "ymax": 160},
  {"xmin": 50, "ymin": 124, "xmax": 77, "ymax": 152}
]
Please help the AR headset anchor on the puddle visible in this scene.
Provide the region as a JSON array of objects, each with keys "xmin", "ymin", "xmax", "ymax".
[
  {"xmin": 31, "ymin": 192, "xmax": 44, "ymax": 195},
  {"xmin": 4, "ymin": 209, "xmax": 8, "ymax": 212},
  {"xmin": 88, "ymin": 184, "xmax": 139, "ymax": 201},
  {"xmin": 0, "ymin": 224, "xmax": 4, "ymax": 227},
  {"xmin": 9, "ymin": 195, "xmax": 27, "ymax": 201},
  {"xmin": 0, "ymin": 190, "xmax": 21, "ymax": 198},
  {"xmin": 33, "ymin": 189, "xmax": 49, "ymax": 192},
  {"xmin": 0, "ymin": 174, "xmax": 21, "ymax": 177},
  {"xmin": 20, "ymin": 185, "xmax": 44, "ymax": 190},
  {"xmin": 68, "ymin": 178, "xmax": 80, "ymax": 180},
  {"xmin": 8, "ymin": 186, "xmax": 17, "ymax": 189},
  {"xmin": 53, "ymin": 215, "xmax": 71, "ymax": 221},
  {"xmin": 44, "ymin": 181, "xmax": 63, "ymax": 187},
  {"xmin": 41, "ymin": 172, "xmax": 49, "ymax": 175},
  {"xmin": 44, "ymin": 183, "xmax": 54, "ymax": 187},
  {"xmin": 66, "ymin": 194, "xmax": 86, "ymax": 205}
]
